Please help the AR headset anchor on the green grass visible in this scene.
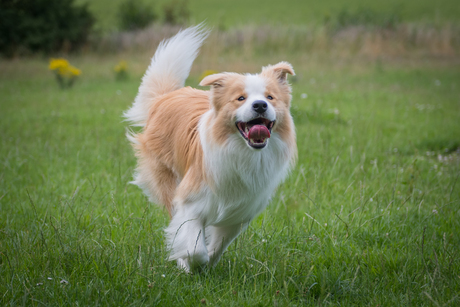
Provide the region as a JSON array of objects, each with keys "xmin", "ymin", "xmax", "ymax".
[
  {"xmin": 1, "ymin": 53, "xmax": 459, "ymax": 306},
  {"xmin": 78, "ymin": 0, "xmax": 460, "ymax": 32}
]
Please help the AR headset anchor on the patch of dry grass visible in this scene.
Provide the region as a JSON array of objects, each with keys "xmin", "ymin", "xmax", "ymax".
[{"xmin": 91, "ymin": 23, "xmax": 460, "ymax": 60}]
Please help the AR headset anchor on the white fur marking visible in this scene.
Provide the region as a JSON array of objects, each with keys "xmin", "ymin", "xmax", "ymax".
[{"xmin": 235, "ymin": 75, "xmax": 276, "ymax": 122}]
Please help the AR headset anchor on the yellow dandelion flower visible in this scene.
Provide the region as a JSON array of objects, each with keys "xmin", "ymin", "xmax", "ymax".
[
  {"xmin": 49, "ymin": 58, "xmax": 81, "ymax": 88},
  {"xmin": 114, "ymin": 61, "xmax": 129, "ymax": 81},
  {"xmin": 114, "ymin": 61, "xmax": 128, "ymax": 73},
  {"xmin": 49, "ymin": 58, "xmax": 69, "ymax": 71},
  {"xmin": 68, "ymin": 66, "xmax": 82, "ymax": 76},
  {"xmin": 200, "ymin": 69, "xmax": 219, "ymax": 81}
]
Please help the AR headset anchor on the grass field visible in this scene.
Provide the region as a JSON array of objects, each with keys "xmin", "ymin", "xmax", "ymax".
[
  {"xmin": 79, "ymin": 0, "xmax": 460, "ymax": 32},
  {"xmin": 1, "ymin": 46, "xmax": 459, "ymax": 305}
]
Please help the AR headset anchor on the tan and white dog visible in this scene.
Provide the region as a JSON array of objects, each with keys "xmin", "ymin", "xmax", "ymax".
[{"xmin": 124, "ymin": 25, "xmax": 297, "ymax": 272}]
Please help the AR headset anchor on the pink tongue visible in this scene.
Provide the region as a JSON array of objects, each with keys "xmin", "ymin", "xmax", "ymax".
[{"xmin": 248, "ymin": 125, "xmax": 270, "ymax": 141}]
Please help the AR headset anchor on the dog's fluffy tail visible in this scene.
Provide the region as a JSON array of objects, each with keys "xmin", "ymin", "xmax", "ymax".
[{"xmin": 124, "ymin": 24, "xmax": 209, "ymax": 126}]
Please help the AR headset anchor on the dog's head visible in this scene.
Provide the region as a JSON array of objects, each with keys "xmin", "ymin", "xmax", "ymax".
[{"xmin": 200, "ymin": 62, "xmax": 295, "ymax": 149}]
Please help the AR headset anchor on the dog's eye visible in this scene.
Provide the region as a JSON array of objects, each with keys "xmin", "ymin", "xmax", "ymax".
[
  {"xmin": 237, "ymin": 96, "xmax": 246, "ymax": 101},
  {"xmin": 267, "ymin": 95, "xmax": 274, "ymax": 100}
]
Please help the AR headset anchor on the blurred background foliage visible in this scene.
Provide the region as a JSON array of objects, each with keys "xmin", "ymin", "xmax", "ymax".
[
  {"xmin": 78, "ymin": 0, "xmax": 460, "ymax": 33},
  {"xmin": 117, "ymin": 0, "xmax": 157, "ymax": 31},
  {"xmin": 0, "ymin": 0, "xmax": 94, "ymax": 57},
  {"xmin": 0, "ymin": 0, "xmax": 459, "ymax": 57}
]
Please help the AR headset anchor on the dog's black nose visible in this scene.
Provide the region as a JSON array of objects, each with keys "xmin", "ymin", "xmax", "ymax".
[{"xmin": 252, "ymin": 100, "xmax": 268, "ymax": 114}]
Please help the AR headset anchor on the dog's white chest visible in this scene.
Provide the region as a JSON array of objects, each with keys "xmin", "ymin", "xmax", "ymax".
[{"xmin": 202, "ymin": 134, "xmax": 291, "ymax": 226}]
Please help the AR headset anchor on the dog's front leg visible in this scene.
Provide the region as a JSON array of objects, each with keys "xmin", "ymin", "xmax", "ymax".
[
  {"xmin": 165, "ymin": 210, "xmax": 209, "ymax": 272},
  {"xmin": 206, "ymin": 223, "xmax": 249, "ymax": 267}
]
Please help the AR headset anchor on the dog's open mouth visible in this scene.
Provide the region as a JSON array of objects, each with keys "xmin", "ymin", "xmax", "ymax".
[{"xmin": 236, "ymin": 118, "xmax": 275, "ymax": 149}]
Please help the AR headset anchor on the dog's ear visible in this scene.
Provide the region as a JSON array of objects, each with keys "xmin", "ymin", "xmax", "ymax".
[
  {"xmin": 262, "ymin": 62, "xmax": 295, "ymax": 83},
  {"xmin": 199, "ymin": 73, "xmax": 227, "ymax": 87}
]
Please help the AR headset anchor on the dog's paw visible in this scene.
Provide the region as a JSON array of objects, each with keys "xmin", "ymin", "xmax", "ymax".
[
  {"xmin": 177, "ymin": 253, "xmax": 209, "ymax": 273},
  {"xmin": 177, "ymin": 258, "xmax": 191, "ymax": 273}
]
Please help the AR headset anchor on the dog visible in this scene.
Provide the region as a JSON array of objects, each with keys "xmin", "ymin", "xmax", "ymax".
[{"xmin": 124, "ymin": 25, "xmax": 297, "ymax": 272}]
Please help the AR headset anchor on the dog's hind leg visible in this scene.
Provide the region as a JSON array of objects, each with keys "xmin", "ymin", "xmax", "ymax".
[
  {"xmin": 134, "ymin": 156, "xmax": 178, "ymax": 216},
  {"xmin": 206, "ymin": 223, "xmax": 248, "ymax": 267},
  {"xmin": 150, "ymin": 162, "xmax": 178, "ymax": 217}
]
